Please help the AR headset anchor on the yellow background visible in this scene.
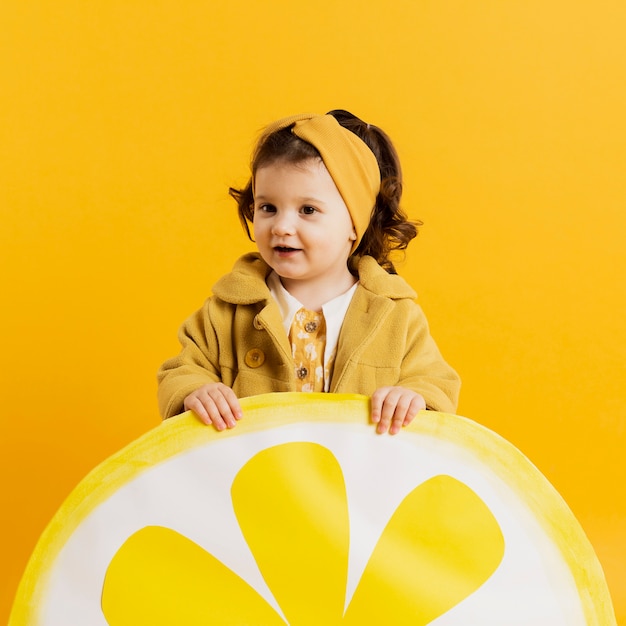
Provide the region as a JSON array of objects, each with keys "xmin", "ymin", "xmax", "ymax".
[{"xmin": 1, "ymin": 1, "xmax": 624, "ymax": 623}]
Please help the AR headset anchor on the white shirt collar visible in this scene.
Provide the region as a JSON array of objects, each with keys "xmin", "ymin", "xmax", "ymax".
[{"xmin": 267, "ymin": 271, "xmax": 358, "ymax": 390}]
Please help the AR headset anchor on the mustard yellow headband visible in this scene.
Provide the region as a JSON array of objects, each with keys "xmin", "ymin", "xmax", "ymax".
[{"xmin": 259, "ymin": 113, "xmax": 381, "ymax": 250}]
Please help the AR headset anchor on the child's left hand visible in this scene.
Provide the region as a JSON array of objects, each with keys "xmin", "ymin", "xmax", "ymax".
[{"xmin": 371, "ymin": 387, "xmax": 426, "ymax": 435}]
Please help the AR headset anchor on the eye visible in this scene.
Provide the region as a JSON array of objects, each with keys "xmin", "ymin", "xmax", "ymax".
[
  {"xmin": 301, "ymin": 206, "xmax": 317, "ymax": 215},
  {"xmin": 255, "ymin": 203, "xmax": 276, "ymax": 214}
]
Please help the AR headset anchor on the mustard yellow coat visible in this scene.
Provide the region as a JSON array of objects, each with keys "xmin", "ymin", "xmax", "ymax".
[{"xmin": 157, "ymin": 253, "xmax": 460, "ymax": 418}]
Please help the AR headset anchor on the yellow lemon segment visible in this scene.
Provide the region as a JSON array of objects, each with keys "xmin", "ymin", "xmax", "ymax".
[
  {"xmin": 102, "ymin": 526, "xmax": 284, "ymax": 625},
  {"xmin": 232, "ymin": 443, "xmax": 349, "ymax": 625},
  {"xmin": 345, "ymin": 475, "xmax": 504, "ymax": 624}
]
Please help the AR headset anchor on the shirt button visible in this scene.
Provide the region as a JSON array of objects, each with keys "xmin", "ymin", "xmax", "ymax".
[
  {"xmin": 304, "ymin": 321, "xmax": 318, "ymax": 332},
  {"xmin": 244, "ymin": 348, "xmax": 265, "ymax": 368},
  {"xmin": 296, "ymin": 367, "xmax": 308, "ymax": 379}
]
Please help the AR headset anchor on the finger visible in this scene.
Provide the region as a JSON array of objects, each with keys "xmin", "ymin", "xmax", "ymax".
[
  {"xmin": 184, "ymin": 396, "xmax": 212, "ymax": 426},
  {"xmin": 389, "ymin": 403, "xmax": 410, "ymax": 435},
  {"xmin": 389, "ymin": 394, "xmax": 420, "ymax": 434},
  {"xmin": 370, "ymin": 387, "xmax": 390, "ymax": 424},
  {"xmin": 403, "ymin": 396, "xmax": 426, "ymax": 426},
  {"xmin": 206, "ymin": 388, "xmax": 239, "ymax": 429},
  {"xmin": 391, "ymin": 395, "xmax": 427, "ymax": 434},
  {"xmin": 377, "ymin": 388, "xmax": 403, "ymax": 434},
  {"xmin": 201, "ymin": 395, "xmax": 229, "ymax": 431},
  {"xmin": 218, "ymin": 385, "xmax": 243, "ymax": 421}
]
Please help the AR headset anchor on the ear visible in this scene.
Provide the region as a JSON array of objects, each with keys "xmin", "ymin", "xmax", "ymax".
[{"xmin": 350, "ymin": 229, "xmax": 357, "ymax": 241}]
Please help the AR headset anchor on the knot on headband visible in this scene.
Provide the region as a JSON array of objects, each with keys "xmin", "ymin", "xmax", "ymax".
[{"xmin": 259, "ymin": 113, "xmax": 381, "ymax": 251}]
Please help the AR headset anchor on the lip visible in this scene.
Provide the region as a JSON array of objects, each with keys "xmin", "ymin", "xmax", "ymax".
[{"xmin": 273, "ymin": 245, "xmax": 301, "ymax": 257}]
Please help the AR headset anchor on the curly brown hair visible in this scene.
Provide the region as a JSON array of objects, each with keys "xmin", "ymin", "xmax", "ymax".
[{"xmin": 229, "ymin": 110, "xmax": 420, "ymax": 274}]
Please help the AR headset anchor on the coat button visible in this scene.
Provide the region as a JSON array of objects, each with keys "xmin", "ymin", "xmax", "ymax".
[
  {"xmin": 244, "ymin": 348, "xmax": 265, "ymax": 368},
  {"xmin": 296, "ymin": 366, "xmax": 308, "ymax": 379},
  {"xmin": 304, "ymin": 321, "xmax": 318, "ymax": 333}
]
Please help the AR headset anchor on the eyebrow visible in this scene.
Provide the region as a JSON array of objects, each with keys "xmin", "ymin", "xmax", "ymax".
[{"xmin": 254, "ymin": 195, "xmax": 326, "ymax": 204}]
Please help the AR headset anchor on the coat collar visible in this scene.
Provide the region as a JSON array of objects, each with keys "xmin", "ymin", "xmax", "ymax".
[
  {"xmin": 212, "ymin": 253, "xmax": 273, "ymax": 305},
  {"xmin": 356, "ymin": 255, "xmax": 417, "ymax": 300},
  {"xmin": 212, "ymin": 252, "xmax": 417, "ymax": 304}
]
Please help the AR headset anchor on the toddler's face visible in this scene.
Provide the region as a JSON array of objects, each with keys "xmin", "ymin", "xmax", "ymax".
[{"xmin": 253, "ymin": 158, "xmax": 357, "ymax": 300}]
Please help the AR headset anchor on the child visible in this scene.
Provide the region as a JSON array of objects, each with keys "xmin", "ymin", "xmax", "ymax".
[{"xmin": 158, "ymin": 110, "xmax": 460, "ymax": 435}]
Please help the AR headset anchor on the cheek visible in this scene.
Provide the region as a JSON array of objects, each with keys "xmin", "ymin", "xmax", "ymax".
[{"xmin": 252, "ymin": 220, "xmax": 266, "ymax": 241}]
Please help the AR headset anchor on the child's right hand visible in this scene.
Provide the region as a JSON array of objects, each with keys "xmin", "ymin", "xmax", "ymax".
[{"xmin": 183, "ymin": 383, "xmax": 242, "ymax": 431}]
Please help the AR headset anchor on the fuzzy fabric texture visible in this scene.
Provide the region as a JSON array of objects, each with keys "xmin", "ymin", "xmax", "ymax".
[{"xmin": 157, "ymin": 253, "xmax": 460, "ymax": 419}]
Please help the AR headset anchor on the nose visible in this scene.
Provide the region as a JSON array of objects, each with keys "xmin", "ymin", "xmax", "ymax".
[{"xmin": 271, "ymin": 211, "xmax": 296, "ymax": 236}]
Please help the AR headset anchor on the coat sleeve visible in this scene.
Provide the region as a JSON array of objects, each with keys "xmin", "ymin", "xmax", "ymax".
[
  {"xmin": 397, "ymin": 301, "xmax": 461, "ymax": 414},
  {"xmin": 157, "ymin": 299, "xmax": 225, "ymax": 419}
]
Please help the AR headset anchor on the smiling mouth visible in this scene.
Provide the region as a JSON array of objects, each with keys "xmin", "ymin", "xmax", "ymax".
[{"xmin": 274, "ymin": 246, "xmax": 300, "ymax": 253}]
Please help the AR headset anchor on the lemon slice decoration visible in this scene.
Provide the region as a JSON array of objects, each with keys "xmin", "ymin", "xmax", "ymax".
[{"xmin": 9, "ymin": 393, "xmax": 616, "ymax": 625}]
